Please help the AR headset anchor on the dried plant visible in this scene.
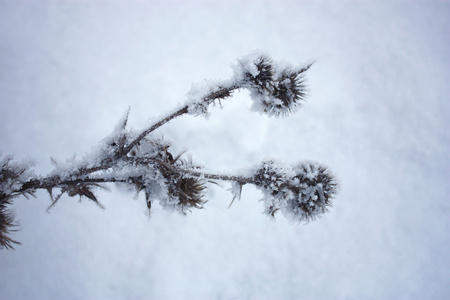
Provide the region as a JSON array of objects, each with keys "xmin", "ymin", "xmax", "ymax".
[{"xmin": 0, "ymin": 52, "xmax": 339, "ymax": 249}]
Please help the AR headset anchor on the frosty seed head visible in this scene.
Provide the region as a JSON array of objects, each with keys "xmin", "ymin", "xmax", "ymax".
[
  {"xmin": 283, "ymin": 162, "xmax": 338, "ymax": 222},
  {"xmin": 167, "ymin": 175, "xmax": 207, "ymax": 213},
  {"xmin": 242, "ymin": 55, "xmax": 275, "ymax": 91},
  {"xmin": 128, "ymin": 138, "xmax": 208, "ymax": 214},
  {"xmin": 252, "ymin": 160, "xmax": 338, "ymax": 222},
  {"xmin": 253, "ymin": 160, "xmax": 286, "ymax": 192},
  {"xmin": 1, "ymin": 155, "xmax": 35, "ymax": 249},
  {"xmin": 0, "ymin": 196, "xmax": 19, "ymax": 250},
  {"xmin": 159, "ymin": 145, "xmax": 207, "ymax": 213},
  {"xmin": 270, "ymin": 67, "xmax": 311, "ymax": 115},
  {"xmin": 235, "ymin": 53, "xmax": 313, "ymax": 117},
  {"xmin": 252, "ymin": 160, "xmax": 290, "ymax": 217}
]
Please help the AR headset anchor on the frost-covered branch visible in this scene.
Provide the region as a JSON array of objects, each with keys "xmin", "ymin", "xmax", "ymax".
[{"xmin": 0, "ymin": 52, "xmax": 338, "ymax": 250}]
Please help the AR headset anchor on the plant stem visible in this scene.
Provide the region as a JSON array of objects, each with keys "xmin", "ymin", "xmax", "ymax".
[
  {"xmin": 122, "ymin": 83, "xmax": 241, "ymax": 158},
  {"xmin": 123, "ymin": 106, "xmax": 189, "ymax": 156},
  {"xmin": 153, "ymin": 158, "xmax": 252, "ymax": 184}
]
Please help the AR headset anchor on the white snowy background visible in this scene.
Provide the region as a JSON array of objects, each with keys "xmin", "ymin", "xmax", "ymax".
[{"xmin": 1, "ymin": 1, "xmax": 449, "ymax": 299}]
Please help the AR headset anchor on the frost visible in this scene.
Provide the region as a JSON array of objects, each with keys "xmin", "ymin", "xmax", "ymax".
[
  {"xmin": 0, "ymin": 155, "xmax": 35, "ymax": 197},
  {"xmin": 184, "ymin": 51, "xmax": 312, "ymax": 119},
  {"xmin": 186, "ymin": 79, "xmax": 235, "ymax": 118},
  {"xmin": 232, "ymin": 51, "xmax": 312, "ymax": 117},
  {"xmin": 228, "ymin": 180, "xmax": 243, "ymax": 206},
  {"xmin": 0, "ymin": 155, "xmax": 36, "ymax": 249},
  {"xmin": 252, "ymin": 160, "xmax": 337, "ymax": 222},
  {"xmin": 230, "ymin": 51, "xmax": 270, "ymax": 80}
]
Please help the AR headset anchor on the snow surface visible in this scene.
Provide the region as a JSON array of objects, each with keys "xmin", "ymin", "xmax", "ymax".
[{"xmin": 1, "ymin": 1, "xmax": 449, "ymax": 299}]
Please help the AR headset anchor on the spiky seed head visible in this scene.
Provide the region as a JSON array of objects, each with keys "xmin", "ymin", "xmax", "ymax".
[
  {"xmin": 0, "ymin": 195, "xmax": 20, "ymax": 250},
  {"xmin": 243, "ymin": 56, "xmax": 274, "ymax": 90},
  {"xmin": 238, "ymin": 54, "xmax": 313, "ymax": 117},
  {"xmin": 169, "ymin": 176, "xmax": 207, "ymax": 213},
  {"xmin": 284, "ymin": 162, "xmax": 338, "ymax": 222},
  {"xmin": 253, "ymin": 160, "xmax": 338, "ymax": 222}
]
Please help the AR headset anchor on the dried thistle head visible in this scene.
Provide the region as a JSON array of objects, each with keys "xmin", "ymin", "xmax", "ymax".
[
  {"xmin": 253, "ymin": 160, "xmax": 286, "ymax": 196},
  {"xmin": 253, "ymin": 160, "xmax": 338, "ymax": 222},
  {"xmin": 285, "ymin": 162, "xmax": 338, "ymax": 222},
  {"xmin": 0, "ymin": 156, "xmax": 34, "ymax": 249},
  {"xmin": 0, "ymin": 195, "xmax": 20, "ymax": 249},
  {"xmin": 253, "ymin": 160, "xmax": 291, "ymax": 217},
  {"xmin": 237, "ymin": 54, "xmax": 313, "ymax": 117},
  {"xmin": 270, "ymin": 65, "xmax": 311, "ymax": 116},
  {"xmin": 161, "ymin": 146, "xmax": 207, "ymax": 213},
  {"xmin": 129, "ymin": 138, "xmax": 208, "ymax": 214},
  {"xmin": 243, "ymin": 55, "xmax": 274, "ymax": 91},
  {"xmin": 168, "ymin": 175, "xmax": 207, "ymax": 214}
]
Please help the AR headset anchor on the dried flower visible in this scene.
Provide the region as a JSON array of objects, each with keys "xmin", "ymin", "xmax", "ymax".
[
  {"xmin": 253, "ymin": 160, "xmax": 338, "ymax": 222},
  {"xmin": 0, "ymin": 195, "xmax": 20, "ymax": 249},
  {"xmin": 236, "ymin": 53, "xmax": 313, "ymax": 117},
  {"xmin": 0, "ymin": 155, "xmax": 34, "ymax": 249}
]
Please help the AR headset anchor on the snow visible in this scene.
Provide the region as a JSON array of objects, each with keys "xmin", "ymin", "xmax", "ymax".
[
  {"xmin": 231, "ymin": 51, "xmax": 267, "ymax": 80},
  {"xmin": 1, "ymin": 1, "xmax": 449, "ymax": 299},
  {"xmin": 186, "ymin": 79, "xmax": 230, "ymax": 118}
]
